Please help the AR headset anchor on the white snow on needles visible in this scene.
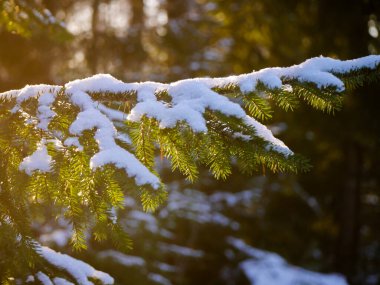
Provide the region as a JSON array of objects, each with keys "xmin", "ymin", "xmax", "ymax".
[{"xmin": 2, "ymin": 55, "xmax": 380, "ymax": 187}]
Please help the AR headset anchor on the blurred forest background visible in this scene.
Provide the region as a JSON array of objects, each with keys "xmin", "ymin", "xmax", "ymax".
[{"xmin": 1, "ymin": 0, "xmax": 380, "ymax": 284}]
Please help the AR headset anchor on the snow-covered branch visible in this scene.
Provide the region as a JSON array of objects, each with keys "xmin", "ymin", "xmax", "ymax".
[
  {"xmin": 27, "ymin": 246, "xmax": 113, "ymax": 285},
  {"xmin": 1, "ymin": 55, "xmax": 379, "ymax": 186}
]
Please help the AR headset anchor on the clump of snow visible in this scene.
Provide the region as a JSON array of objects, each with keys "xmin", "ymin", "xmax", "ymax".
[
  {"xmin": 90, "ymin": 146, "xmax": 160, "ymax": 188},
  {"xmin": 64, "ymin": 137, "xmax": 83, "ymax": 151},
  {"xmin": 36, "ymin": 272, "xmax": 53, "ymax": 285},
  {"xmin": 37, "ymin": 93, "xmax": 57, "ymax": 130},
  {"xmin": 66, "ymin": 73, "xmax": 132, "ymax": 94},
  {"xmin": 19, "ymin": 140, "xmax": 52, "ymax": 175},
  {"xmin": 244, "ymin": 116, "xmax": 293, "ymax": 156},
  {"xmin": 227, "ymin": 237, "xmax": 348, "ymax": 285},
  {"xmin": 39, "ymin": 246, "xmax": 114, "ymax": 285}
]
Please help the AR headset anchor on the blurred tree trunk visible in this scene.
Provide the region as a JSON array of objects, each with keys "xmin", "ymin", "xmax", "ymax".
[
  {"xmin": 125, "ymin": 0, "xmax": 146, "ymax": 67},
  {"xmin": 88, "ymin": 0, "xmax": 100, "ymax": 74},
  {"xmin": 336, "ymin": 142, "xmax": 362, "ymax": 281}
]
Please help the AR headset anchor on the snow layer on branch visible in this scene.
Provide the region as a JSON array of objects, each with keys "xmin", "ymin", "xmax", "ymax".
[
  {"xmin": 19, "ymin": 140, "xmax": 52, "ymax": 175},
  {"xmin": 64, "ymin": 137, "xmax": 83, "ymax": 151},
  {"xmin": 53, "ymin": 278, "xmax": 75, "ymax": 285},
  {"xmin": 233, "ymin": 55, "xmax": 380, "ymax": 93},
  {"xmin": 244, "ymin": 116, "xmax": 292, "ymax": 155},
  {"xmin": 37, "ymin": 92, "xmax": 57, "ymax": 130},
  {"xmin": 66, "ymin": 74, "xmax": 134, "ymax": 94},
  {"xmin": 36, "ymin": 272, "xmax": 53, "ymax": 285},
  {"xmin": 0, "ymin": 84, "xmax": 61, "ymax": 101},
  {"xmin": 67, "ymin": 88, "xmax": 160, "ymax": 189},
  {"xmin": 128, "ymin": 78, "xmax": 246, "ymax": 133},
  {"xmin": 228, "ymin": 237, "xmax": 347, "ymax": 285},
  {"xmin": 39, "ymin": 246, "xmax": 114, "ymax": 285},
  {"xmin": 90, "ymin": 146, "xmax": 160, "ymax": 187},
  {"xmin": 3, "ymin": 55, "xmax": 380, "ymax": 176},
  {"xmin": 63, "ymin": 55, "xmax": 380, "ymax": 156}
]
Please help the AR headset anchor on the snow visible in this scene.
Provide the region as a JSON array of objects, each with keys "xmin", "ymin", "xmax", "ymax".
[
  {"xmin": 155, "ymin": 262, "xmax": 177, "ymax": 273},
  {"xmin": 36, "ymin": 272, "xmax": 53, "ymax": 285},
  {"xmin": 53, "ymin": 278, "xmax": 75, "ymax": 285},
  {"xmin": 161, "ymin": 188, "xmax": 239, "ymax": 228},
  {"xmin": 90, "ymin": 146, "xmax": 160, "ymax": 188},
  {"xmin": 2, "ymin": 55, "xmax": 380, "ymax": 184},
  {"xmin": 12, "ymin": 85, "xmax": 60, "ymax": 102},
  {"xmin": 244, "ymin": 116, "xmax": 293, "ymax": 155},
  {"xmin": 126, "ymin": 210, "xmax": 174, "ymax": 238},
  {"xmin": 129, "ymin": 210, "xmax": 157, "ymax": 224},
  {"xmin": 39, "ymin": 246, "xmax": 114, "ymax": 285},
  {"xmin": 108, "ymin": 206, "xmax": 118, "ymax": 224},
  {"xmin": 148, "ymin": 273, "xmax": 172, "ymax": 285},
  {"xmin": 228, "ymin": 237, "xmax": 348, "ymax": 285},
  {"xmin": 97, "ymin": 103, "xmax": 127, "ymax": 121},
  {"xmin": 130, "ymin": 79, "xmax": 243, "ymax": 133},
  {"xmin": 37, "ymin": 93, "xmax": 56, "ymax": 130},
  {"xmin": 98, "ymin": 250, "xmax": 146, "ymax": 267},
  {"xmin": 67, "ymin": 88, "xmax": 161, "ymax": 189},
  {"xmin": 158, "ymin": 242, "xmax": 204, "ymax": 258},
  {"xmin": 115, "ymin": 133, "xmax": 132, "ymax": 145},
  {"xmin": 19, "ymin": 140, "xmax": 52, "ymax": 175},
  {"xmin": 209, "ymin": 189, "xmax": 260, "ymax": 207},
  {"xmin": 234, "ymin": 55, "xmax": 380, "ymax": 93},
  {"xmin": 38, "ymin": 92, "xmax": 56, "ymax": 105},
  {"xmin": 66, "ymin": 73, "xmax": 132, "ymax": 94},
  {"xmin": 64, "ymin": 137, "xmax": 84, "ymax": 151},
  {"xmin": 34, "ymin": 271, "xmax": 74, "ymax": 285},
  {"xmin": 39, "ymin": 229, "xmax": 72, "ymax": 247}
]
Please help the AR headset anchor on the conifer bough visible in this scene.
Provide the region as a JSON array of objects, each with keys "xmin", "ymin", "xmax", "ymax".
[{"xmin": 0, "ymin": 55, "xmax": 379, "ymax": 283}]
